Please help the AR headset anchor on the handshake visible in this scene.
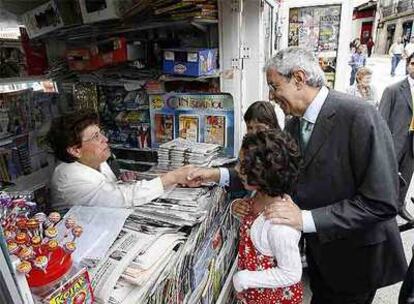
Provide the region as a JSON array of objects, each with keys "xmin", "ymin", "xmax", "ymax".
[{"xmin": 164, "ymin": 166, "xmax": 222, "ymax": 188}]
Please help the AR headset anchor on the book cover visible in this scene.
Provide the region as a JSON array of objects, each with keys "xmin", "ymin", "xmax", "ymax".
[
  {"xmin": 155, "ymin": 114, "xmax": 174, "ymax": 144},
  {"xmin": 204, "ymin": 115, "xmax": 225, "ymax": 146},
  {"xmin": 179, "ymin": 115, "xmax": 199, "ymax": 142}
]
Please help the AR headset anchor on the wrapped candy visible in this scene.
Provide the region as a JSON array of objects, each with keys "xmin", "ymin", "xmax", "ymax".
[
  {"xmin": 16, "ymin": 218, "xmax": 27, "ymax": 231},
  {"xmin": 31, "ymin": 236, "xmax": 42, "ymax": 254},
  {"xmin": 19, "ymin": 246, "xmax": 33, "ymax": 260},
  {"xmin": 47, "ymin": 239, "xmax": 58, "ymax": 260},
  {"xmin": 72, "ymin": 226, "xmax": 83, "ymax": 242},
  {"xmin": 64, "ymin": 242, "xmax": 76, "ymax": 255},
  {"xmin": 48, "ymin": 212, "xmax": 61, "ymax": 227},
  {"xmin": 15, "ymin": 232, "xmax": 28, "ymax": 245},
  {"xmin": 34, "ymin": 255, "xmax": 48, "ymax": 273},
  {"xmin": 16, "ymin": 261, "xmax": 32, "ymax": 275},
  {"xmin": 27, "ymin": 218, "xmax": 39, "ymax": 237},
  {"xmin": 64, "ymin": 217, "xmax": 76, "ymax": 239},
  {"xmin": 7, "ymin": 242, "xmax": 19, "ymax": 255},
  {"xmin": 34, "ymin": 212, "xmax": 47, "ymax": 235},
  {"xmin": 4, "ymin": 229, "xmax": 15, "ymax": 240},
  {"xmin": 44, "ymin": 226, "xmax": 58, "ymax": 239}
]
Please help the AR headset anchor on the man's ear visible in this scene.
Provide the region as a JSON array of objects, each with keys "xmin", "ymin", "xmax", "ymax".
[
  {"xmin": 292, "ymin": 70, "xmax": 306, "ymax": 88},
  {"xmin": 67, "ymin": 145, "xmax": 81, "ymax": 159}
]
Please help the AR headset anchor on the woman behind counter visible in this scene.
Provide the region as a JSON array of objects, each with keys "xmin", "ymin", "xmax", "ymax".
[{"xmin": 47, "ymin": 111, "xmax": 192, "ymax": 213}]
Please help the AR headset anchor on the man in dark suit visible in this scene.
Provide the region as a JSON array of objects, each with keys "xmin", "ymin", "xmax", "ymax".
[
  {"xmin": 380, "ymin": 53, "xmax": 414, "ymax": 215},
  {"xmin": 264, "ymin": 47, "xmax": 407, "ymax": 303},
  {"xmin": 380, "ymin": 53, "xmax": 414, "ymax": 304}
]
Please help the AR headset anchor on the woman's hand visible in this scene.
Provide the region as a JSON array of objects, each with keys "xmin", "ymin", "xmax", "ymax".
[{"xmin": 231, "ymin": 198, "xmax": 251, "ymax": 218}]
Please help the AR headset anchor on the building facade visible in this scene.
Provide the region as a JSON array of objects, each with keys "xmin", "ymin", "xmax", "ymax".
[{"xmin": 376, "ymin": 0, "xmax": 414, "ymax": 54}]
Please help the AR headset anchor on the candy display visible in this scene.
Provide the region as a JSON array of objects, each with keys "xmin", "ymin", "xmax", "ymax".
[
  {"xmin": 17, "ymin": 260, "xmax": 32, "ymax": 274},
  {"xmin": 0, "ymin": 192, "xmax": 83, "ymax": 287}
]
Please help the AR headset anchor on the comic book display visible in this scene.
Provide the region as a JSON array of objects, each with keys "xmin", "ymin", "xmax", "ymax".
[
  {"xmin": 288, "ymin": 5, "xmax": 341, "ymax": 88},
  {"xmin": 149, "ymin": 93, "xmax": 234, "ymax": 156}
]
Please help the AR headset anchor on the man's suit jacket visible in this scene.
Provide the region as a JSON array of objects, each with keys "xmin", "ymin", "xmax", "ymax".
[
  {"xmin": 285, "ymin": 90, "xmax": 406, "ymax": 293},
  {"xmin": 379, "ymin": 78, "xmax": 414, "ymax": 163}
]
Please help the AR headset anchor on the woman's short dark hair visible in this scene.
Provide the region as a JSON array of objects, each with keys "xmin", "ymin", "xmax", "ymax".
[
  {"xmin": 47, "ymin": 111, "xmax": 99, "ymax": 163},
  {"xmin": 239, "ymin": 129, "xmax": 301, "ymax": 197},
  {"xmin": 243, "ymin": 101, "xmax": 280, "ymax": 130}
]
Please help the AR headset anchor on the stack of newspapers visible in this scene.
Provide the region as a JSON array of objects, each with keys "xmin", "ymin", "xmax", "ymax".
[
  {"xmin": 157, "ymin": 138, "xmax": 221, "ymax": 168},
  {"xmin": 89, "ymin": 185, "xmax": 238, "ymax": 304}
]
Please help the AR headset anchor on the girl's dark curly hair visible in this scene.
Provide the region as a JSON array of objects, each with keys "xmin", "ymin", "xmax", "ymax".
[
  {"xmin": 46, "ymin": 111, "xmax": 99, "ymax": 163},
  {"xmin": 239, "ymin": 129, "xmax": 302, "ymax": 197}
]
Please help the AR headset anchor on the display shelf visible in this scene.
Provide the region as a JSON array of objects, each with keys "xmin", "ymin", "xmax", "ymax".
[
  {"xmin": 159, "ymin": 72, "xmax": 220, "ymax": 82},
  {"xmin": 7, "ymin": 165, "xmax": 54, "ymax": 192},
  {"xmin": 39, "ymin": 18, "xmax": 218, "ymax": 41}
]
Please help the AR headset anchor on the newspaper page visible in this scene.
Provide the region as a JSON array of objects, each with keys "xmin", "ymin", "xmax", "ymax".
[{"xmin": 90, "ymin": 229, "xmax": 156, "ymax": 304}]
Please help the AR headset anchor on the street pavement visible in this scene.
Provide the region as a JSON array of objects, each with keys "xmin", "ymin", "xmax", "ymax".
[{"xmin": 302, "ymin": 54, "xmax": 414, "ymax": 304}]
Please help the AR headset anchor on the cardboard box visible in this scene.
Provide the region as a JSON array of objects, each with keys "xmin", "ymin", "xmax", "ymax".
[
  {"xmin": 20, "ymin": 28, "xmax": 48, "ymax": 75},
  {"xmin": 163, "ymin": 48, "xmax": 218, "ymax": 77},
  {"xmin": 66, "ymin": 48, "xmax": 94, "ymax": 71},
  {"xmin": 78, "ymin": 0, "xmax": 138, "ymax": 23},
  {"xmin": 21, "ymin": 0, "xmax": 82, "ymax": 39},
  {"xmin": 91, "ymin": 37, "xmax": 127, "ymax": 68}
]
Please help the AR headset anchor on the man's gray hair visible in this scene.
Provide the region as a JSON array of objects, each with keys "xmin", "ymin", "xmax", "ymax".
[{"xmin": 265, "ymin": 47, "xmax": 326, "ymax": 88}]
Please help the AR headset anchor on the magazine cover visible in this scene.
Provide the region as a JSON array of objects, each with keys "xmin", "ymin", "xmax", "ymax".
[
  {"xmin": 154, "ymin": 114, "xmax": 174, "ymax": 144},
  {"xmin": 179, "ymin": 115, "xmax": 199, "ymax": 142},
  {"xmin": 204, "ymin": 116, "xmax": 225, "ymax": 146}
]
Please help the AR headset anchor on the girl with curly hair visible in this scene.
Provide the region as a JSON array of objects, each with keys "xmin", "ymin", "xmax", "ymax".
[{"xmin": 232, "ymin": 129, "xmax": 303, "ymax": 304}]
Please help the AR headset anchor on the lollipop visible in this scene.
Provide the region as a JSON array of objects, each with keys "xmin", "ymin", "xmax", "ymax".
[
  {"xmin": 31, "ymin": 236, "xmax": 42, "ymax": 254},
  {"xmin": 64, "ymin": 217, "xmax": 76, "ymax": 239},
  {"xmin": 15, "ymin": 232, "xmax": 28, "ymax": 245},
  {"xmin": 48, "ymin": 212, "xmax": 61, "ymax": 227},
  {"xmin": 64, "ymin": 241, "xmax": 76, "ymax": 254},
  {"xmin": 16, "ymin": 261, "xmax": 32, "ymax": 275},
  {"xmin": 27, "ymin": 218, "xmax": 39, "ymax": 237},
  {"xmin": 16, "ymin": 218, "xmax": 27, "ymax": 231},
  {"xmin": 47, "ymin": 239, "xmax": 59, "ymax": 260},
  {"xmin": 34, "ymin": 212, "xmax": 47, "ymax": 235},
  {"xmin": 4, "ymin": 229, "xmax": 15, "ymax": 240},
  {"xmin": 19, "ymin": 246, "xmax": 33, "ymax": 260},
  {"xmin": 44, "ymin": 226, "xmax": 58, "ymax": 239},
  {"xmin": 72, "ymin": 225, "xmax": 83, "ymax": 242},
  {"xmin": 34, "ymin": 255, "xmax": 48, "ymax": 273},
  {"xmin": 7, "ymin": 242, "xmax": 19, "ymax": 255}
]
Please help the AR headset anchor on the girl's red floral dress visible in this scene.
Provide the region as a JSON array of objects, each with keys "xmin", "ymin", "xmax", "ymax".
[{"xmin": 236, "ymin": 213, "xmax": 303, "ymax": 304}]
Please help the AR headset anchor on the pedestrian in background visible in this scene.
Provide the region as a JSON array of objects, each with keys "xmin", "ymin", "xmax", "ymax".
[
  {"xmin": 389, "ymin": 37, "xmax": 405, "ymax": 77},
  {"xmin": 349, "ymin": 45, "xmax": 366, "ymax": 85},
  {"xmin": 367, "ymin": 37, "xmax": 375, "ymax": 57},
  {"xmin": 347, "ymin": 67, "xmax": 379, "ymax": 108}
]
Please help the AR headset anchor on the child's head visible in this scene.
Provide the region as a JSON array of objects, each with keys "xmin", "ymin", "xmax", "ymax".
[
  {"xmin": 244, "ymin": 101, "xmax": 280, "ymax": 134},
  {"xmin": 236, "ymin": 129, "xmax": 301, "ymax": 197}
]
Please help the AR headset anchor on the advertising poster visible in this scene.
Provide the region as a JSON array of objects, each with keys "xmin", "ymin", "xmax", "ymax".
[
  {"xmin": 289, "ymin": 5, "xmax": 341, "ymax": 87},
  {"xmin": 149, "ymin": 93, "xmax": 235, "ymax": 156}
]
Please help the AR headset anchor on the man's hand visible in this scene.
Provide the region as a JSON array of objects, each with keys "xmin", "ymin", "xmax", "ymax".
[
  {"xmin": 186, "ymin": 167, "xmax": 220, "ymax": 187},
  {"xmin": 161, "ymin": 165, "xmax": 196, "ymax": 187},
  {"xmin": 264, "ymin": 194, "xmax": 303, "ymax": 231},
  {"xmin": 231, "ymin": 198, "xmax": 251, "ymax": 218}
]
